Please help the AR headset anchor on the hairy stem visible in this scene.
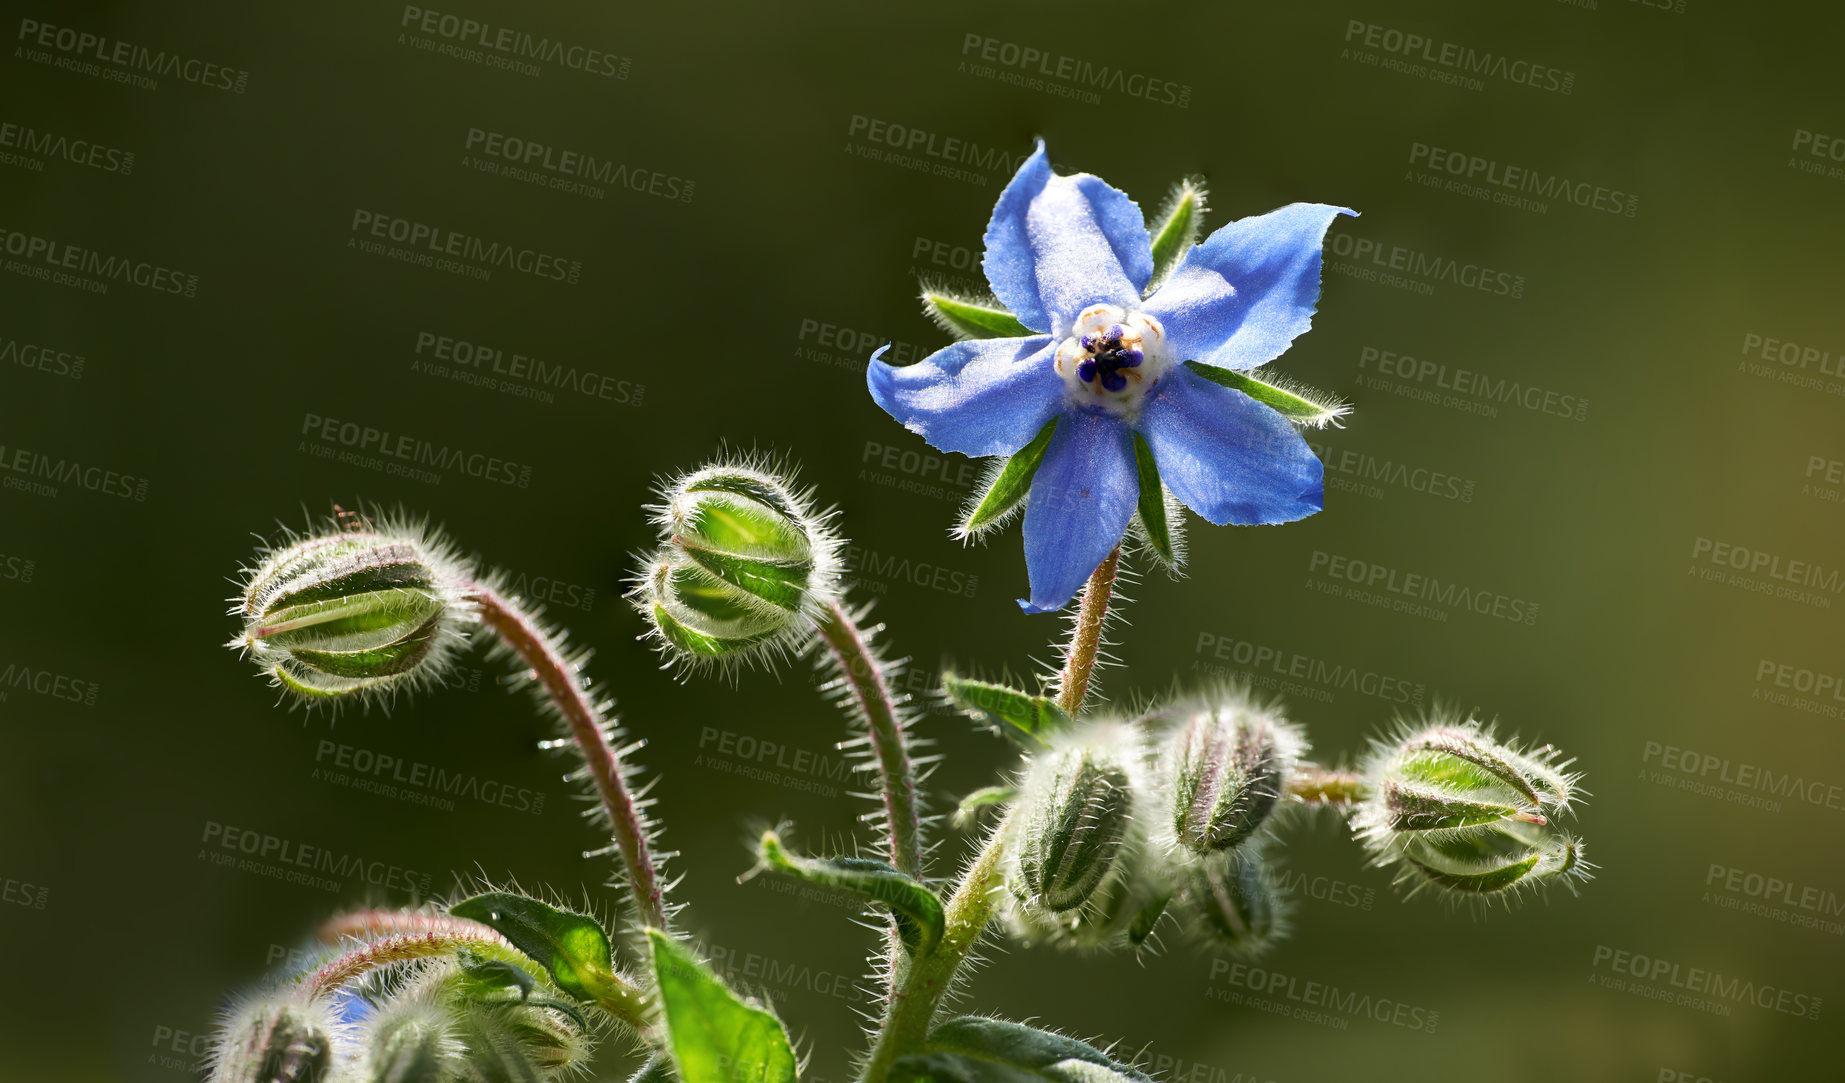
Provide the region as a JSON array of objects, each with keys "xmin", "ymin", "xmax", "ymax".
[
  {"xmin": 1054, "ymin": 546, "xmax": 1121, "ymax": 716},
  {"xmin": 1287, "ymin": 767, "xmax": 1366, "ymax": 805},
  {"xmin": 472, "ymin": 584, "xmax": 669, "ymax": 932},
  {"xmin": 815, "ymin": 598, "xmax": 923, "ymax": 879},
  {"xmin": 298, "ymin": 930, "xmax": 506, "ymax": 1002},
  {"xmin": 860, "ymin": 813, "xmax": 1014, "ymax": 1083}
]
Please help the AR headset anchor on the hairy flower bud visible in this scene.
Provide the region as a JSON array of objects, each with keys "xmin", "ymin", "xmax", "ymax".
[
  {"xmin": 211, "ymin": 996, "xmax": 342, "ymax": 1083},
  {"xmin": 1357, "ymin": 717, "xmax": 1589, "ymax": 899},
  {"xmin": 1180, "ymin": 847, "xmax": 1289, "ymax": 958},
  {"xmin": 1010, "ymin": 725, "xmax": 1142, "ymax": 914},
  {"xmin": 634, "ymin": 461, "xmax": 840, "ymax": 672},
  {"xmin": 229, "ymin": 514, "xmax": 474, "ymax": 704},
  {"xmin": 1159, "ymin": 692, "xmax": 1303, "ymax": 855},
  {"xmin": 363, "ymin": 1002, "xmax": 458, "ymax": 1083}
]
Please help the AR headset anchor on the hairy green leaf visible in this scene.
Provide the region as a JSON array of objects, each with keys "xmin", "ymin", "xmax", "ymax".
[
  {"xmin": 1130, "ymin": 435, "xmax": 1176, "ymax": 567},
  {"xmin": 953, "ymin": 786, "xmax": 1016, "ymax": 830},
  {"xmin": 894, "ymin": 1016, "xmax": 1151, "ymax": 1083},
  {"xmin": 756, "ymin": 831, "xmax": 945, "ymax": 955},
  {"xmin": 1147, "ymin": 178, "xmax": 1206, "ymax": 291},
  {"xmin": 649, "ymin": 930, "xmax": 798, "ymax": 1083},
  {"xmin": 449, "ymin": 893, "xmax": 617, "ymax": 1004},
  {"xmin": 941, "ymin": 673, "xmax": 1069, "ymax": 748}
]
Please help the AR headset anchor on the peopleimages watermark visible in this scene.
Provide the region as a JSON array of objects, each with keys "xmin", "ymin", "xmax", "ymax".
[
  {"xmin": 796, "ymin": 317, "xmax": 926, "ymax": 379},
  {"xmin": 844, "ymin": 114, "xmax": 1030, "ymax": 187},
  {"xmin": 1307, "ymin": 550, "xmax": 1541, "ymax": 626},
  {"xmin": 1789, "ymin": 128, "xmax": 1845, "ymax": 183},
  {"xmin": 396, "ymin": 6, "xmax": 630, "ymax": 80},
  {"xmin": 297, "ymin": 411, "xmax": 534, "ymax": 488},
  {"xmin": 1143, "ymin": 1052, "xmax": 1280, "ymax": 1083},
  {"xmin": 1688, "ymin": 535, "xmax": 1841, "ymax": 610},
  {"xmin": 412, "ymin": 330, "xmax": 643, "ymax": 408},
  {"xmin": 198, "ymin": 819, "xmax": 434, "ymax": 897},
  {"xmin": 348, "ymin": 209, "xmax": 582, "ymax": 285},
  {"xmin": 0, "ymin": 551, "xmax": 36, "ymax": 585},
  {"xmin": 956, "ymin": 32, "xmax": 1191, "ymax": 109},
  {"xmin": 312, "ymin": 738, "xmax": 548, "ymax": 816},
  {"xmin": 1207, "ymin": 957, "xmax": 1439, "ymax": 1034},
  {"xmin": 1588, "ymin": 944, "xmax": 1823, "ymax": 1021},
  {"xmin": 1752, "ymin": 657, "xmax": 1845, "ymax": 720},
  {"xmin": 1640, "ymin": 739, "xmax": 1845, "ymax": 815},
  {"xmin": 1340, "ymin": 20, "xmax": 1575, "ymax": 96},
  {"xmin": 462, "ymin": 127, "xmax": 693, "ymax": 203},
  {"xmin": 0, "ymin": 224, "xmax": 198, "ymax": 297},
  {"xmin": 695, "ymin": 726, "xmax": 854, "ymax": 798},
  {"xmin": 1734, "ymin": 330, "xmax": 1845, "ymax": 400},
  {"xmin": 2, "ymin": 329, "xmax": 85, "ymax": 379},
  {"xmin": 1305, "ymin": 434, "xmax": 1477, "ymax": 503},
  {"xmin": 0, "ymin": 118, "xmax": 133, "ymax": 176},
  {"xmin": 2, "ymin": 873, "xmax": 48, "ymax": 910},
  {"xmin": 842, "ymin": 543, "xmax": 978, "ymax": 599},
  {"xmin": 0, "ymin": 440, "xmax": 149, "ymax": 501},
  {"xmin": 1704, "ymin": 861, "xmax": 1844, "ymax": 936},
  {"xmin": 15, "ymin": 17, "xmax": 250, "ymax": 93},
  {"xmin": 1406, "ymin": 141, "xmax": 1638, "ymax": 217},
  {"xmin": 1356, "ymin": 346, "xmax": 1588, "ymax": 422},
  {"xmin": 0, "ymin": 660, "xmax": 99, "ymax": 707},
  {"xmin": 1323, "ymin": 230, "xmax": 1525, "ymax": 300},
  {"xmin": 857, "ymin": 438, "xmax": 980, "ymax": 505},
  {"xmin": 1193, "ymin": 630, "xmax": 1426, "ymax": 707}
]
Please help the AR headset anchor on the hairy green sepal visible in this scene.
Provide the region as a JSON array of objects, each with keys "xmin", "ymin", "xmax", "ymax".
[
  {"xmin": 1130, "ymin": 435, "xmax": 1176, "ymax": 567},
  {"xmin": 755, "ymin": 830, "xmax": 945, "ymax": 955},
  {"xmin": 894, "ymin": 1016, "xmax": 1152, "ymax": 1083},
  {"xmin": 449, "ymin": 893, "xmax": 620, "ymax": 1005},
  {"xmin": 961, "ymin": 420, "xmax": 1057, "ymax": 536},
  {"xmin": 924, "ymin": 291, "xmax": 1038, "ymax": 340},
  {"xmin": 1184, "ymin": 361, "xmax": 1347, "ymax": 427},
  {"xmin": 942, "ymin": 673, "xmax": 1069, "ymax": 749}
]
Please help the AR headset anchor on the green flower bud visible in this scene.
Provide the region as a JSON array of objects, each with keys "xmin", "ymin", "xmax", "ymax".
[
  {"xmin": 634, "ymin": 461, "xmax": 840, "ymax": 674},
  {"xmin": 363, "ymin": 1002, "xmax": 458, "ymax": 1083},
  {"xmin": 228, "ymin": 514, "xmax": 474, "ymax": 705},
  {"xmin": 1179, "ymin": 847, "xmax": 1289, "ymax": 958},
  {"xmin": 1158, "ymin": 692, "xmax": 1303, "ymax": 856},
  {"xmin": 1010, "ymin": 724, "xmax": 1142, "ymax": 915},
  {"xmin": 1357, "ymin": 717, "xmax": 1589, "ymax": 899},
  {"xmin": 211, "ymin": 996, "xmax": 341, "ymax": 1083}
]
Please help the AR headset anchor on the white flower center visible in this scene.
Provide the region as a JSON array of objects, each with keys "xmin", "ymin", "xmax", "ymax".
[{"xmin": 1052, "ymin": 304, "xmax": 1170, "ymax": 416}]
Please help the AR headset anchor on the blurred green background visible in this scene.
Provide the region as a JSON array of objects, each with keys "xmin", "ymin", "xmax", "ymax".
[{"xmin": 3, "ymin": 1, "xmax": 1842, "ymax": 1080}]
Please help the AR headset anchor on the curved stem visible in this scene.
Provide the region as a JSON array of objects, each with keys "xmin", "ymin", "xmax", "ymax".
[
  {"xmin": 1054, "ymin": 546, "xmax": 1121, "ymax": 717},
  {"xmin": 815, "ymin": 598, "xmax": 923, "ymax": 879},
  {"xmin": 860, "ymin": 813, "xmax": 1014, "ymax": 1083},
  {"xmin": 299, "ymin": 930, "xmax": 505, "ymax": 1002},
  {"xmin": 1287, "ymin": 767, "xmax": 1366, "ymax": 806},
  {"xmin": 471, "ymin": 584, "xmax": 669, "ymax": 932}
]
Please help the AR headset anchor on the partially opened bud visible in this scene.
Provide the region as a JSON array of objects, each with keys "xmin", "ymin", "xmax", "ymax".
[
  {"xmin": 212, "ymin": 996, "xmax": 342, "ymax": 1083},
  {"xmin": 634, "ymin": 461, "xmax": 840, "ymax": 673},
  {"xmin": 1010, "ymin": 724, "xmax": 1142, "ymax": 915},
  {"xmin": 1180, "ymin": 847, "xmax": 1289, "ymax": 958},
  {"xmin": 364, "ymin": 1002, "xmax": 458, "ymax": 1083},
  {"xmin": 1357, "ymin": 716, "xmax": 1589, "ymax": 899},
  {"xmin": 228, "ymin": 514, "xmax": 474, "ymax": 705},
  {"xmin": 1159, "ymin": 692, "xmax": 1303, "ymax": 855}
]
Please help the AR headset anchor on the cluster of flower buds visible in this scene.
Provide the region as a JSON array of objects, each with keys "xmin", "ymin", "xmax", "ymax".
[
  {"xmin": 632, "ymin": 460, "xmax": 841, "ymax": 674},
  {"xmin": 1002, "ymin": 691, "xmax": 1303, "ymax": 957},
  {"xmin": 212, "ymin": 952, "xmax": 593, "ymax": 1083},
  {"xmin": 1354, "ymin": 717, "xmax": 1587, "ymax": 899},
  {"xmin": 227, "ymin": 513, "xmax": 475, "ymax": 706}
]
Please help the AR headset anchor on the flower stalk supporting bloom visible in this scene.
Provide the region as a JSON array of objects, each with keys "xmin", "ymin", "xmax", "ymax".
[
  {"xmin": 1286, "ymin": 768, "xmax": 1367, "ymax": 806},
  {"xmin": 1054, "ymin": 547, "xmax": 1120, "ymax": 717},
  {"xmin": 471, "ymin": 582, "xmax": 669, "ymax": 932},
  {"xmin": 814, "ymin": 597, "xmax": 923, "ymax": 879}
]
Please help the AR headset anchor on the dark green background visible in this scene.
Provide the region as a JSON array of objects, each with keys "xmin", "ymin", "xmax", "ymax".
[{"xmin": 3, "ymin": 2, "xmax": 1841, "ymax": 1080}]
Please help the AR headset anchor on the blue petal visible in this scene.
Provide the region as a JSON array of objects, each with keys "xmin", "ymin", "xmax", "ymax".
[
  {"xmin": 983, "ymin": 142, "xmax": 1153, "ymax": 337},
  {"xmin": 1018, "ymin": 410, "xmax": 1138, "ymax": 614},
  {"xmin": 868, "ymin": 337, "xmax": 1060, "ymax": 458},
  {"xmin": 1143, "ymin": 203, "xmax": 1356, "ymax": 370},
  {"xmin": 1138, "ymin": 366, "xmax": 1323, "ymax": 526}
]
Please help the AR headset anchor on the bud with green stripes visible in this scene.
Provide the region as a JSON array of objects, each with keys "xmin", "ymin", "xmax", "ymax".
[
  {"xmin": 1355, "ymin": 715, "xmax": 1589, "ymax": 901},
  {"xmin": 227, "ymin": 511, "xmax": 477, "ymax": 706},
  {"xmin": 634, "ymin": 458, "xmax": 842, "ymax": 675}
]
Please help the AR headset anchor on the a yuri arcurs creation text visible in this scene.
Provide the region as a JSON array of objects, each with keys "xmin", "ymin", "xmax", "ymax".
[{"xmin": 209, "ymin": 143, "xmax": 1590, "ymax": 1083}]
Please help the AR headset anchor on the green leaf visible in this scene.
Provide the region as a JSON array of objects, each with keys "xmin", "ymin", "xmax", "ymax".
[
  {"xmin": 449, "ymin": 893, "xmax": 619, "ymax": 1004},
  {"xmin": 923, "ymin": 290, "xmax": 1038, "ymax": 340},
  {"xmin": 755, "ymin": 830, "xmax": 945, "ymax": 955},
  {"xmin": 649, "ymin": 930, "xmax": 798, "ymax": 1083},
  {"xmin": 1147, "ymin": 178, "xmax": 1206, "ymax": 291},
  {"xmin": 941, "ymin": 673, "xmax": 1069, "ymax": 748},
  {"xmin": 893, "ymin": 1017, "xmax": 1151, "ymax": 1083},
  {"xmin": 1129, "ymin": 435, "xmax": 1176, "ymax": 567},
  {"xmin": 952, "ymin": 786, "xmax": 1015, "ymax": 830},
  {"xmin": 1183, "ymin": 361, "xmax": 1349, "ymax": 428},
  {"xmin": 959, "ymin": 420, "xmax": 1057, "ymax": 537}
]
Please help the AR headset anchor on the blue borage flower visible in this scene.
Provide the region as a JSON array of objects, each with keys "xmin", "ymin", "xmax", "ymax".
[{"xmin": 868, "ymin": 142, "xmax": 1354, "ymax": 613}]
